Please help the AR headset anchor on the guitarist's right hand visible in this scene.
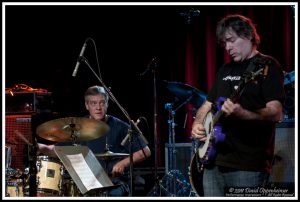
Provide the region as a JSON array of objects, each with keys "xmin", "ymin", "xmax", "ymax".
[{"xmin": 191, "ymin": 122, "xmax": 207, "ymax": 142}]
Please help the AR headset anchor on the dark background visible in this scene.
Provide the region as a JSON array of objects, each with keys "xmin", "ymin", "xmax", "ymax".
[{"xmin": 3, "ymin": 3, "xmax": 296, "ymax": 196}]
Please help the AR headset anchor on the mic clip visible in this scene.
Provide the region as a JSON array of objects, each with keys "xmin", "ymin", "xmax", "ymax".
[{"xmin": 140, "ymin": 57, "xmax": 157, "ymax": 76}]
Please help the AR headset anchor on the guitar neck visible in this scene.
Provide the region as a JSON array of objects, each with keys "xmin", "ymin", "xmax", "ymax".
[
  {"xmin": 212, "ymin": 110, "xmax": 223, "ymax": 126},
  {"xmin": 212, "ymin": 78, "xmax": 245, "ymax": 126},
  {"xmin": 212, "ymin": 67, "xmax": 265, "ymax": 127}
]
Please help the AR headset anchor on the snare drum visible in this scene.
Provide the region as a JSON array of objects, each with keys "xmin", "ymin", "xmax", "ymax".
[
  {"xmin": 7, "ymin": 179, "xmax": 24, "ymax": 197},
  {"xmin": 36, "ymin": 156, "xmax": 63, "ymax": 196}
]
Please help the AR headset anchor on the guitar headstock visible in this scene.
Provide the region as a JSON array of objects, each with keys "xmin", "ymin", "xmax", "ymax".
[
  {"xmin": 243, "ymin": 68, "xmax": 264, "ymax": 84},
  {"xmin": 244, "ymin": 57, "xmax": 271, "ymax": 84}
]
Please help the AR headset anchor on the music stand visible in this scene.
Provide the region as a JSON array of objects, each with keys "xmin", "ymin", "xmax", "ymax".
[{"xmin": 54, "ymin": 145, "xmax": 116, "ymax": 196}]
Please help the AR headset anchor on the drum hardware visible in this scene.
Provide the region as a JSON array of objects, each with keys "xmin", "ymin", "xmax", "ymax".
[
  {"xmin": 163, "ymin": 81, "xmax": 207, "ymax": 109},
  {"xmin": 163, "ymin": 81, "xmax": 207, "ymax": 178},
  {"xmin": 36, "ymin": 117, "xmax": 110, "ymax": 143},
  {"xmin": 95, "ymin": 150, "xmax": 129, "ymax": 159},
  {"xmin": 95, "ymin": 142, "xmax": 129, "ymax": 161},
  {"xmin": 164, "ymin": 97, "xmax": 196, "ymax": 195},
  {"xmin": 96, "ymin": 142, "xmax": 129, "ymax": 180},
  {"xmin": 35, "ymin": 155, "xmax": 64, "ymax": 196},
  {"xmin": 150, "ymin": 80, "xmax": 208, "ymax": 197},
  {"xmin": 6, "ymin": 167, "xmax": 23, "ymax": 178},
  {"xmin": 6, "ymin": 179, "xmax": 24, "ymax": 197},
  {"xmin": 159, "ymin": 169, "xmax": 193, "ymax": 197}
]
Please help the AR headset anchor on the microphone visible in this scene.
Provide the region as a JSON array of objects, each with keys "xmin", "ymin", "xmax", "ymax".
[
  {"xmin": 140, "ymin": 57, "xmax": 157, "ymax": 76},
  {"xmin": 121, "ymin": 118, "xmax": 141, "ymax": 146},
  {"xmin": 72, "ymin": 41, "xmax": 88, "ymax": 77}
]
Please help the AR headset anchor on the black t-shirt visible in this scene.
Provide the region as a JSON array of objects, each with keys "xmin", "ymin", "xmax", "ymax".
[{"xmin": 206, "ymin": 53, "xmax": 285, "ymax": 173}]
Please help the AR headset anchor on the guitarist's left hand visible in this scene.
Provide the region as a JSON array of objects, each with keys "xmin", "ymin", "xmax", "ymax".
[{"xmin": 221, "ymin": 98, "xmax": 243, "ymax": 117}]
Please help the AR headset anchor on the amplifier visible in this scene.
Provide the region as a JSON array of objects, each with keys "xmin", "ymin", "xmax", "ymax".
[
  {"xmin": 271, "ymin": 121, "xmax": 295, "ymax": 183},
  {"xmin": 5, "ymin": 92, "xmax": 53, "ymax": 114},
  {"xmin": 165, "ymin": 143, "xmax": 193, "ymax": 178},
  {"xmin": 5, "ymin": 114, "xmax": 32, "ymax": 170}
]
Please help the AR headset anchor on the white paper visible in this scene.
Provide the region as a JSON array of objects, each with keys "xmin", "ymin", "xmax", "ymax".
[{"xmin": 67, "ymin": 153, "xmax": 103, "ymax": 190}]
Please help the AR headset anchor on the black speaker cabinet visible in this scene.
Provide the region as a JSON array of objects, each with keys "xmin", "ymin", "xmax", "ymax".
[
  {"xmin": 271, "ymin": 122, "xmax": 295, "ymax": 183},
  {"xmin": 165, "ymin": 143, "xmax": 193, "ymax": 178}
]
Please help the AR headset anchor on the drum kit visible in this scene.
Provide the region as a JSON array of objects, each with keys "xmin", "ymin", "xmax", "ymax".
[
  {"xmin": 5, "ymin": 117, "xmax": 128, "ymax": 197},
  {"xmin": 153, "ymin": 81, "xmax": 206, "ymax": 197},
  {"xmin": 6, "ymin": 81, "xmax": 207, "ymax": 197}
]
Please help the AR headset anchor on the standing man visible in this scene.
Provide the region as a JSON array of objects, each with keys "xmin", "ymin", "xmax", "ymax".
[{"xmin": 191, "ymin": 14, "xmax": 285, "ymax": 196}]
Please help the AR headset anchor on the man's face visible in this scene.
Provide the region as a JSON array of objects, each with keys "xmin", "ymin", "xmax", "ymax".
[
  {"xmin": 223, "ymin": 28, "xmax": 253, "ymax": 62},
  {"xmin": 85, "ymin": 94, "xmax": 108, "ymax": 121}
]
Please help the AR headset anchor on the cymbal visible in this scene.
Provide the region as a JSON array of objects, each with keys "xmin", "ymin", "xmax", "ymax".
[
  {"xmin": 36, "ymin": 117, "xmax": 110, "ymax": 142},
  {"xmin": 95, "ymin": 150, "xmax": 129, "ymax": 160},
  {"xmin": 284, "ymin": 71, "xmax": 295, "ymax": 85},
  {"xmin": 164, "ymin": 81, "xmax": 207, "ymax": 108}
]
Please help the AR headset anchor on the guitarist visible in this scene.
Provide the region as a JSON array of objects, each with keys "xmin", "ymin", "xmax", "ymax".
[{"xmin": 191, "ymin": 14, "xmax": 285, "ymax": 196}]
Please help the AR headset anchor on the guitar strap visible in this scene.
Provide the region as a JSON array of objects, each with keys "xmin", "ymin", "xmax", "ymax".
[{"xmin": 245, "ymin": 53, "xmax": 262, "ymax": 73}]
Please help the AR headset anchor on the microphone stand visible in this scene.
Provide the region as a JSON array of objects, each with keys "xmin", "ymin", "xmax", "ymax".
[
  {"xmin": 152, "ymin": 63, "xmax": 160, "ymax": 195},
  {"xmin": 141, "ymin": 59, "xmax": 161, "ymax": 196},
  {"xmin": 82, "ymin": 58, "xmax": 148, "ymax": 197}
]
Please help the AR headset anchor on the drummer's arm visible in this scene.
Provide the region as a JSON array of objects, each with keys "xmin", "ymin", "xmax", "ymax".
[
  {"xmin": 112, "ymin": 146, "xmax": 151, "ymax": 176},
  {"xmin": 37, "ymin": 143, "xmax": 57, "ymax": 157},
  {"xmin": 132, "ymin": 146, "xmax": 151, "ymax": 164}
]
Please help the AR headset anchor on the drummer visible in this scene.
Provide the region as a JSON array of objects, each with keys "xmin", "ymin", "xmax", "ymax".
[{"xmin": 38, "ymin": 85, "xmax": 151, "ymax": 196}]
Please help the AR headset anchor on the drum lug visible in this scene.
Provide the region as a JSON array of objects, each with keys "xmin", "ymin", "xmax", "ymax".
[
  {"xmin": 15, "ymin": 186, "xmax": 20, "ymax": 197},
  {"xmin": 60, "ymin": 166, "xmax": 64, "ymax": 175},
  {"xmin": 36, "ymin": 160, "xmax": 42, "ymax": 172},
  {"xmin": 36, "ymin": 176, "xmax": 40, "ymax": 186}
]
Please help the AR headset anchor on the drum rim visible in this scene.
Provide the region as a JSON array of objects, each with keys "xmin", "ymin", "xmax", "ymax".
[{"xmin": 37, "ymin": 155, "xmax": 61, "ymax": 163}]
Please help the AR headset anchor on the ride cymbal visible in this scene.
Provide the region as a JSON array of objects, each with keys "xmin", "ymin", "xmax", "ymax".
[
  {"xmin": 164, "ymin": 81, "xmax": 207, "ymax": 108},
  {"xmin": 36, "ymin": 117, "xmax": 110, "ymax": 142},
  {"xmin": 95, "ymin": 150, "xmax": 129, "ymax": 160}
]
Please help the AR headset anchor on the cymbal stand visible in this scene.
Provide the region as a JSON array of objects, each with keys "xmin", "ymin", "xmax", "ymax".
[
  {"xmin": 5, "ymin": 146, "xmax": 12, "ymax": 196},
  {"xmin": 165, "ymin": 94, "xmax": 193, "ymax": 195},
  {"xmin": 102, "ymin": 137, "xmax": 111, "ymax": 174},
  {"xmin": 165, "ymin": 103, "xmax": 176, "ymax": 195},
  {"xmin": 28, "ymin": 139, "xmax": 38, "ymax": 196},
  {"xmin": 82, "ymin": 57, "xmax": 148, "ymax": 197},
  {"xmin": 69, "ymin": 123, "xmax": 79, "ymax": 146}
]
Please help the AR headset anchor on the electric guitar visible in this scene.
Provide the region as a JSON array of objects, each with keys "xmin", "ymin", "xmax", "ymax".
[{"xmin": 195, "ymin": 60, "xmax": 270, "ymax": 169}]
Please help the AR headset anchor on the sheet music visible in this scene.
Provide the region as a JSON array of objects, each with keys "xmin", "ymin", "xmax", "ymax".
[{"xmin": 67, "ymin": 153, "xmax": 103, "ymax": 190}]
